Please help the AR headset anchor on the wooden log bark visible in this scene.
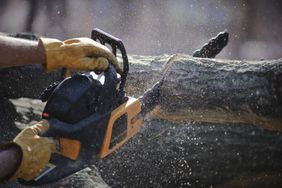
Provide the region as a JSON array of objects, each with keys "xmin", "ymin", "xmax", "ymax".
[{"xmin": 126, "ymin": 55, "xmax": 282, "ymax": 132}]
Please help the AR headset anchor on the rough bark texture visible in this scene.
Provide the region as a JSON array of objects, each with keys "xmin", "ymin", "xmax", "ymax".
[
  {"xmin": 126, "ymin": 55, "xmax": 282, "ymax": 132},
  {"xmin": 1, "ymin": 55, "xmax": 282, "ymax": 187}
]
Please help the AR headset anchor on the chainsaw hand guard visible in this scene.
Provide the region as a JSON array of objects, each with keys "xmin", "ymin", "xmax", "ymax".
[{"xmin": 91, "ymin": 28, "xmax": 129, "ymax": 92}]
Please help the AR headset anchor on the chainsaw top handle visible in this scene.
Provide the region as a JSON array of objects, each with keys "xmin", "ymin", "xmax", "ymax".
[
  {"xmin": 61, "ymin": 29, "xmax": 129, "ymax": 93},
  {"xmin": 91, "ymin": 28, "xmax": 129, "ymax": 93}
]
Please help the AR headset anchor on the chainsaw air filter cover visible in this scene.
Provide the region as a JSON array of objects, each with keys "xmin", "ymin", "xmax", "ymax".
[{"xmin": 42, "ymin": 68, "xmax": 118, "ymax": 124}]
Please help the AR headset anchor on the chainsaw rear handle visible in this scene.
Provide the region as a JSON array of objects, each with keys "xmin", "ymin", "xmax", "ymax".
[{"xmin": 91, "ymin": 28, "xmax": 129, "ymax": 92}]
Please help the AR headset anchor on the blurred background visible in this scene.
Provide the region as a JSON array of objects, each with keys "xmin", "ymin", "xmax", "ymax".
[{"xmin": 0, "ymin": 0, "xmax": 281, "ymax": 60}]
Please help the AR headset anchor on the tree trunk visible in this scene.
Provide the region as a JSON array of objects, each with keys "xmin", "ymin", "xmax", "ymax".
[{"xmin": 126, "ymin": 55, "xmax": 282, "ymax": 132}]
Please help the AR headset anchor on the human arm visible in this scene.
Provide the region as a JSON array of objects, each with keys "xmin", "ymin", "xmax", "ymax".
[
  {"xmin": 0, "ymin": 35, "xmax": 45, "ymax": 68},
  {"xmin": 0, "ymin": 143, "xmax": 22, "ymax": 181},
  {"xmin": 0, "ymin": 35, "xmax": 121, "ymax": 73},
  {"xmin": 0, "ymin": 121, "xmax": 55, "ymax": 182}
]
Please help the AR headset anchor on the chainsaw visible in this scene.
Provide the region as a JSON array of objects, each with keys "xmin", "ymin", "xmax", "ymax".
[{"xmin": 19, "ymin": 28, "xmax": 161, "ymax": 186}]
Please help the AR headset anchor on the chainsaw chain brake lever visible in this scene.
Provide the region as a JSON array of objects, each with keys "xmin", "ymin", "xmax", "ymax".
[{"xmin": 61, "ymin": 29, "xmax": 129, "ymax": 94}]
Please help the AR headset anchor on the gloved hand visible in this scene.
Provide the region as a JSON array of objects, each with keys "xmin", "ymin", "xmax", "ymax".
[
  {"xmin": 11, "ymin": 120, "xmax": 55, "ymax": 181},
  {"xmin": 39, "ymin": 37, "xmax": 122, "ymax": 73}
]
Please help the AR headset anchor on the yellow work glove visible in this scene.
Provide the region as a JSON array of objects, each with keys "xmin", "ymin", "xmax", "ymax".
[
  {"xmin": 39, "ymin": 37, "xmax": 122, "ymax": 73},
  {"xmin": 11, "ymin": 120, "xmax": 55, "ymax": 181}
]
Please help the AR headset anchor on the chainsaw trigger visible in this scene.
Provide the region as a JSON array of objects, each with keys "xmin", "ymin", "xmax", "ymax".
[{"xmin": 56, "ymin": 138, "xmax": 81, "ymax": 161}]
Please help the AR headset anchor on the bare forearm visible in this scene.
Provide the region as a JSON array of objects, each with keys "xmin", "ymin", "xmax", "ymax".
[
  {"xmin": 0, "ymin": 36, "xmax": 46, "ymax": 68},
  {"xmin": 0, "ymin": 143, "xmax": 22, "ymax": 182}
]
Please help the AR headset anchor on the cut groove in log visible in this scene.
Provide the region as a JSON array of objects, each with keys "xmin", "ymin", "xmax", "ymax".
[{"xmin": 151, "ymin": 106, "xmax": 282, "ymax": 132}]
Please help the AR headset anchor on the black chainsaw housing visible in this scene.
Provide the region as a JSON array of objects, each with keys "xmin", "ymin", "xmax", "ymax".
[
  {"xmin": 19, "ymin": 65, "xmax": 121, "ymax": 186},
  {"xmin": 42, "ymin": 74, "xmax": 102, "ymax": 124}
]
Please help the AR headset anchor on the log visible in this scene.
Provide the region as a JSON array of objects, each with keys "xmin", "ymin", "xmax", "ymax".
[
  {"xmin": 125, "ymin": 55, "xmax": 282, "ymax": 132},
  {"xmin": 96, "ymin": 55, "xmax": 282, "ymax": 187}
]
